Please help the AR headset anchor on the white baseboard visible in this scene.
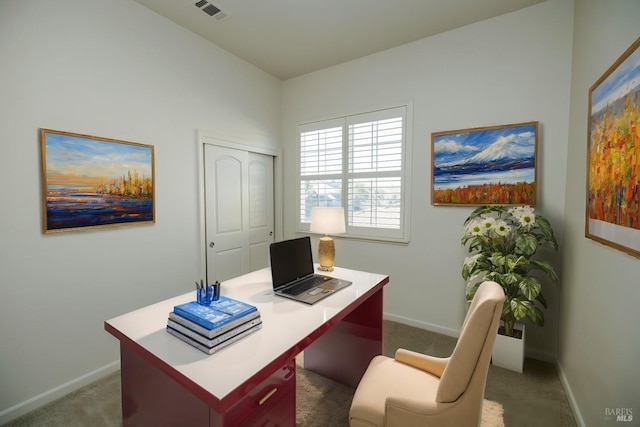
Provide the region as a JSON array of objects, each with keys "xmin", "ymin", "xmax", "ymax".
[
  {"xmin": 556, "ymin": 360, "xmax": 586, "ymax": 427},
  {"xmin": 383, "ymin": 312, "xmax": 460, "ymax": 338},
  {"xmin": 0, "ymin": 360, "xmax": 120, "ymax": 425}
]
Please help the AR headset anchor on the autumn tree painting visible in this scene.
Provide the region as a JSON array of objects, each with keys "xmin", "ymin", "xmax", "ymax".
[{"xmin": 587, "ymin": 37, "xmax": 640, "ymax": 257}]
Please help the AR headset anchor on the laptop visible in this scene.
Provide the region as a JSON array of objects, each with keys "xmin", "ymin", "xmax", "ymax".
[{"xmin": 269, "ymin": 236, "xmax": 352, "ymax": 304}]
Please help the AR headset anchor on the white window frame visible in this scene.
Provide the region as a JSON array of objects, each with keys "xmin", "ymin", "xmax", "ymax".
[{"xmin": 296, "ymin": 105, "xmax": 412, "ymax": 243}]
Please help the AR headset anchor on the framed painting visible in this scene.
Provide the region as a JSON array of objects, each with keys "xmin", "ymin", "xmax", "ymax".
[
  {"xmin": 431, "ymin": 121, "xmax": 538, "ymax": 206},
  {"xmin": 40, "ymin": 129, "xmax": 155, "ymax": 233},
  {"xmin": 586, "ymin": 37, "xmax": 640, "ymax": 258}
]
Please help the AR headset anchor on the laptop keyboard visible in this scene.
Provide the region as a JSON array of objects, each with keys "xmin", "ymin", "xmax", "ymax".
[{"xmin": 281, "ymin": 275, "xmax": 328, "ymax": 295}]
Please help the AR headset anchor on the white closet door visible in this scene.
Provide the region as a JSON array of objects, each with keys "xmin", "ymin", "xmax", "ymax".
[
  {"xmin": 204, "ymin": 144, "xmax": 273, "ymax": 283},
  {"xmin": 247, "ymin": 152, "xmax": 274, "ymax": 272}
]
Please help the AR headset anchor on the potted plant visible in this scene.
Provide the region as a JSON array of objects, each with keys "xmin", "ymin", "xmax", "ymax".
[{"xmin": 461, "ymin": 205, "xmax": 558, "ymax": 372}]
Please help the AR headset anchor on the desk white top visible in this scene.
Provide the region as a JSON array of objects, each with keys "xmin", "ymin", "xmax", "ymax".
[{"xmin": 105, "ymin": 266, "xmax": 388, "ymax": 405}]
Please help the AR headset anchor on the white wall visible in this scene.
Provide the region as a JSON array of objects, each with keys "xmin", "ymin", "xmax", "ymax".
[
  {"xmin": 560, "ymin": 1, "xmax": 640, "ymax": 425},
  {"xmin": 282, "ymin": 0, "xmax": 573, "ymax": 359},
  {"xmin": 0, "ymin": 0, "xmax": 281, "ymax": 422}
]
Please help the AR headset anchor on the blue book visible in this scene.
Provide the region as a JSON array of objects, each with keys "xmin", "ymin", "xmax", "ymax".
[{"xmin": 173, "ymin": 296, "xmax": 258, "ymax": 331}]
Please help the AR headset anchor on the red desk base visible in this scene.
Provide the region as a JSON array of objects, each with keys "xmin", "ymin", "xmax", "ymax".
[{"xmin": 303, "ymin": 284, "xmax": 383, "ymax": 388}]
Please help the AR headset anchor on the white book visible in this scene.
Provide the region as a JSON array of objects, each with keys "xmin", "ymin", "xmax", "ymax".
[
  {"xmin": 166, "ymin": 323, "xmax": 262, "ymax": 355},
  {"xmin": 167, "ymin": 317, "xmax": 262, "ymax": 347}
]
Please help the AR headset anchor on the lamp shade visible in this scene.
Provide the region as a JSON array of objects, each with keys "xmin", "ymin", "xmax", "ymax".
[{"xmin": 310, "ymin": 207, "xmax": 345, "ymax": 235}]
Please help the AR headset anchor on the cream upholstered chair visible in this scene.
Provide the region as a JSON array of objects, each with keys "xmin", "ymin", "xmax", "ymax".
[{"xmin": 349, "ymin": 281, "xmax": 505, "ymax": 427}]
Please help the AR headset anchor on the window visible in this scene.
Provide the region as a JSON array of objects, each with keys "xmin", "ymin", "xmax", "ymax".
[{"xmin": 298, "ymin": 106, "xmax": 411, "ymax": 242}]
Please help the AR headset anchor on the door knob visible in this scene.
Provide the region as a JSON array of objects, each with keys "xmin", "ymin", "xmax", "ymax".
[{"xmin": 209, "ymin": 242, "xmax": 215, "ymax": 247}]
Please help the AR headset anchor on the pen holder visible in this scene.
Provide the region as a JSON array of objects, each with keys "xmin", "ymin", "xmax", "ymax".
[
  {"xmin": 196, "ymin": 286, "xmax": 213, "ymax": 306},
  {"xmin": 196, "ymin": 283, "xmax": 220, "ymax": 306}
]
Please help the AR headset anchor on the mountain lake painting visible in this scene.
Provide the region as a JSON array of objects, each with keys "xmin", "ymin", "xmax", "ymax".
[
  {"xmin": 40, "ymin": 129, "xmax": 155, "ymax": 233},
  {"xmin": 431, "ymin": 122, "xmax": 537, "ymax": 206}
]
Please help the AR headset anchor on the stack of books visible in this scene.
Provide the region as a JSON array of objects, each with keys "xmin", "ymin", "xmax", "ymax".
[{"xmin": 166, "ymin": 296, "xmax": 262, "ymax": 355}]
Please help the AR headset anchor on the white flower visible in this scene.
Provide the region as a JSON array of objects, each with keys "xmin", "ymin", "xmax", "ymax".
[
  {"xmin": 508, "ymin": 205, "xmax": 533, "ymax": 216},
  {"xmin": 466, "ymin": 220, "xmax": 484, "ymax": 236},
  {"xmin": 480, "ymin": 216, "xmax": 496, "ymax": 232},
  {"xmin": 509, "ymin": 206, "xmax": 536, "ymax": 229},
  {"xmin": 494, "ymin": 220, "xmax": 511, "ymax": 236}
]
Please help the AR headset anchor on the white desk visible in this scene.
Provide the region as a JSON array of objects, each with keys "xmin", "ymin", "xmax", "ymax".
[{"xmin": 105, "ymin": 266, "xmax": 389, "ymax": 427}]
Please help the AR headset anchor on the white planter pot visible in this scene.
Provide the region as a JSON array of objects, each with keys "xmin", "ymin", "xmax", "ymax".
[{"xmin": 492, "ymin": 322, "xmax": 525, "ymax": 373}]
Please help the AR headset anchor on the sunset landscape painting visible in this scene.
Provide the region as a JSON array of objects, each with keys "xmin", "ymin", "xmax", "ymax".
[
  {"xmin": 40, "ymin": 129, "xmax": 155, "ymax": 233},
  {"xmin": 431, "ymin": 122, "xmax": 537, "ymax": 206}
]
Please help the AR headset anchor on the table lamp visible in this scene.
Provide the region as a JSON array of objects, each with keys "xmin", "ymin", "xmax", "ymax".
[{"xmin": 310, "ymin": 207, "xmax": 346, "ymax": 272}]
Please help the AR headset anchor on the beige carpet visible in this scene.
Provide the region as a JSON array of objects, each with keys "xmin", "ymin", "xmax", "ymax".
[{"xmin": 4, "ymin": 320, "xmax": 575, "ymax": 427}]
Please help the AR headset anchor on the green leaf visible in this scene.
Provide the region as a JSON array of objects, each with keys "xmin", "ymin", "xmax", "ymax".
[
  {"xmin": 515, "ymin": 233, "xmax": 538, "ymax": 257},
  {"xmin": 502, "ymin": 272, "xmax": 521, "ymax": 285},
  {"xmin": 518, "ymin": 276, "xmax": 541, "ymax": 301},
  {"xmin": 489, "ymin": 253, "xmax": 507, "ymax": 270},
  {"xmin": 501, "ymin": 298, "xmax": 513, "ymax": 320},
  {"xmin": 509, "ymin": 299, "xmax": 545, "ymax": 326},
  {"xmin": 535, "ymin": 216, "xmax": 559, "ymax": 249},
  {"xmin": 509, "ymin": 298, "xmax": 530, "ymax": 321},
  {"xmin": 461, "ymin": 264, "xmax": 472, "ymax": 280},
  {"xmin": 530, "ymin": 259, "xmax": 559, "ymax": 283},
  {"xmin": 527, "ymin": 305, "xmax": 545, "ymax": 326},
  {"xmin": 536, "ymin": 291, "xmax": 548, "ymax": 309},
  {"xmin": 505, "ymin": 255, "xmax": 528, "ymax": 272}
]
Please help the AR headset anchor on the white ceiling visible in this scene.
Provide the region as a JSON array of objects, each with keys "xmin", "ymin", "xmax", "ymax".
[{"xmin": 133, "ymin": 0, "xmax": 546, "ymax": 81}]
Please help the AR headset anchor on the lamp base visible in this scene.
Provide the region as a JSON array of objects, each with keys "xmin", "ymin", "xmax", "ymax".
[{"xmin": 317, "ymin": 236, "xmax": 335, "ymax": 272}]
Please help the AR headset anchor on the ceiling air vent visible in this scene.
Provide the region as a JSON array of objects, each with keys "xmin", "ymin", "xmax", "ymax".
[{"xmin": 194, "ymin": 1, "xmax": 229, "ymax": 21}]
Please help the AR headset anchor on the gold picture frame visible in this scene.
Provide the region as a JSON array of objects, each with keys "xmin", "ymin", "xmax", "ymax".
[
  {"xmin": 431, "ymin": 121, "xmax": 538, "ymax": 206},
  {"xmin": 40, "ymin": 129, "xmax": 155, "ymax": 233}
]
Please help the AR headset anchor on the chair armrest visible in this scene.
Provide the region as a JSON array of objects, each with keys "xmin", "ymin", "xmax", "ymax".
[{"xmin": 394, "ymin": 348, "xmax": 449, "ymax": 378}]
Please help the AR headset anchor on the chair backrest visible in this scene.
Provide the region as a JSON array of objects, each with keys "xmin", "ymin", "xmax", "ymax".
[{"xmin": 436, "ymin": 281, "xmax": 505, "ymax": 403}]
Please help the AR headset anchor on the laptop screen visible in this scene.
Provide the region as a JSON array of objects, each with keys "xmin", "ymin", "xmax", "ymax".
[{"xmin": 269, "ymin": 236, "xmax": 315, "ymax": 288}]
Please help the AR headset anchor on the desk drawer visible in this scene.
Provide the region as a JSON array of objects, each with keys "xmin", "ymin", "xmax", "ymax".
[
  {"xmin": 223, "ymin": 359, "xmax": 296, "ymax": 426},
  {"xmin": 240, "ymin": 388, "xmax": 295, "ymax": 427}
]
